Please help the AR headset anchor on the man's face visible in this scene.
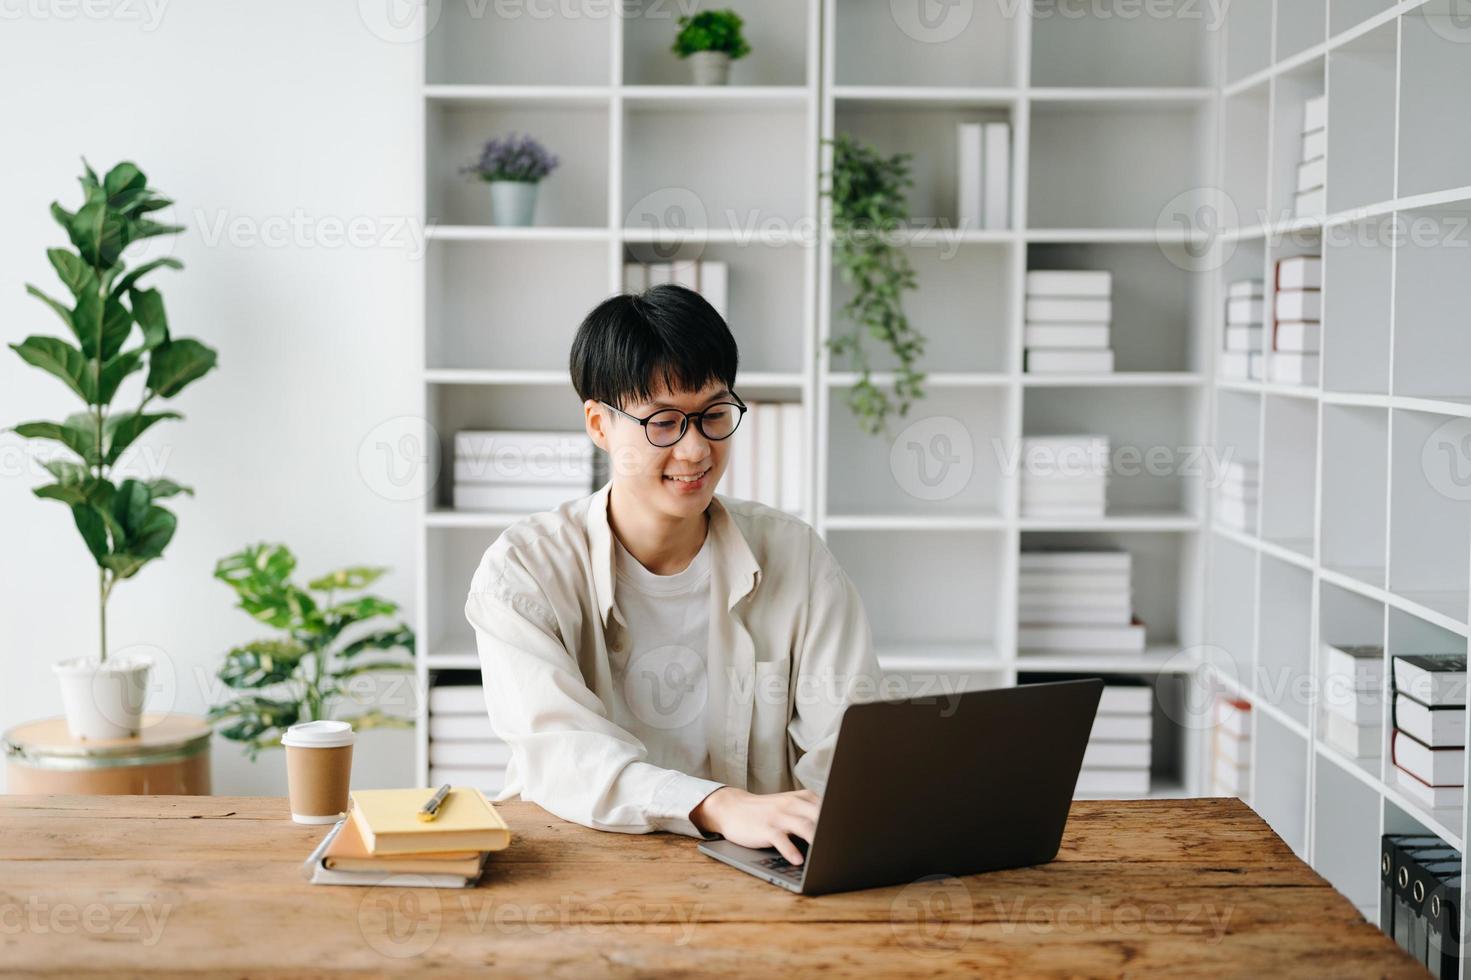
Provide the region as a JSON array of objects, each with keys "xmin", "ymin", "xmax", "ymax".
[{"xmin": 587, "ymin": 380, "xmax": 736, "ymax": 521}]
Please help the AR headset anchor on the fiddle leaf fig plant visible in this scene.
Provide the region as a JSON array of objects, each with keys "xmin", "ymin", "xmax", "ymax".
[
  {"xmin": 822, "ymin": 134, "xmax": 926, "ymax": 436},
  {"xmin": 8, "ymin": 160, "xmax": 217, "ymax": 661},
  {"xmin": 208, "ymin": 543, "xmax": 416, "ymax": 758}
]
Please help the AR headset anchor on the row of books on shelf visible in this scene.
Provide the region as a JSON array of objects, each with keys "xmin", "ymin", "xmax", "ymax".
[
  {"xmin": 623, "ymin": 260, "xmax": 728, "ymax": 318},
  {"xmin": 1017, "ymin": 550, "xmax": 1146, "ymax": 655},
  {"xmin": 1023, "ymin": 270, "xmax": 1115, "ymax": 374},
  {"xmin": 1390, "ymin": 653, "xmax": 1467, "ymax": 812},
  {"xmin": 1076, "ymin": 678, "xmax": 1153, "ymax": 798},
  {"xmin": 1212, "ymin": 695, "xmax": 1250, "ymax": 798},
  {"xmin": 428, "ymin": 683, "xmax": 510, "ymax": 794},
  {"xmin": 956, "ymin": 121, "xmax": 1011, "ymax": 231},
  {"xmin": 715, "ymin": 400, "xmax": 804, "ymax": 514},
  {"xmin": 1213, "ymin": 458, "xmax": 1257, "ymax": 533},
  {"xmin": 1219, "ymin": 255, "xmax": 1321, "ymax": 384},
  {"xmin": 1381, "ymin": 833, "xmax": 1461, "ymax": 977},
  {"xmin": 1295, "ymin": 95, "xmax": 1327, "ymax": 220}
]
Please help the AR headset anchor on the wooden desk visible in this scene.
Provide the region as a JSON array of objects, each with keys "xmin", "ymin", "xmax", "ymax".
[{"xmin": 0, "ymin": 795, "xmax": 1422, "ymax": 976}]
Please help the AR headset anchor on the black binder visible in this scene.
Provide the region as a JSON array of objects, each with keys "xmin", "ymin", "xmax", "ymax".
[
  {"xmin": 1394, "ymin": 845, "xmax": 1460, "ymax": 953},
  {"xmin": 1426, "ymin": 873, "xmax": 1463, "ymax": 979},
  {"xmin": 1383, "ymin": 835, "xmax": 1452, "ymax": 937}
]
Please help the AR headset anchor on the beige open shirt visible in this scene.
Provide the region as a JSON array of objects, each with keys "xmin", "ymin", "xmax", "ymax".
[{"xmin": 464, "ymin": 483, "xmax": 882, "ymax": 837}]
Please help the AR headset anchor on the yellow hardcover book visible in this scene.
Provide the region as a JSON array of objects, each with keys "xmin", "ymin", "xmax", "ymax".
[{"xmin": 349, "ymin": 787, "xmax": 511, "ymax": 856}]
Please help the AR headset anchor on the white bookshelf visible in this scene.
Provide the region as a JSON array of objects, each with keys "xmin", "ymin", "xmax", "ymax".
[{"xmin": 1204, "ymin": 0, "xmax": 1471, "ymax": 948}]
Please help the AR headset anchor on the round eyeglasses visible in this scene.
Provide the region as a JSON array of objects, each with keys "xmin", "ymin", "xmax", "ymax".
[{"xmin": 601, "ymin": 397, "xmax": 747, "ymax": 448}]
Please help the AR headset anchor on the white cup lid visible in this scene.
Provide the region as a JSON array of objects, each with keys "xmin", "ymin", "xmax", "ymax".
[{"xmin": 281, "ymin": 720, "xmax": 355, "ymax": 748}]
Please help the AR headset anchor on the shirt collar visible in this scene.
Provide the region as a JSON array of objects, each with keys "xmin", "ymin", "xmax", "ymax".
[{"xmin": 588, "ymin": 482, "xmax": 761, "ymax": 629}]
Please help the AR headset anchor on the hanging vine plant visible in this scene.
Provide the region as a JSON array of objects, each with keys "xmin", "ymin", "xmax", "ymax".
[{"xmin": 822, "ymin": 133, "xmax": 926, "ymax": 436}]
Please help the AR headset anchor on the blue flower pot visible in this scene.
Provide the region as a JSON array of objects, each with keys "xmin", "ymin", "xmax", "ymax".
[{"xmin": 489, "ymin": 180, "xmax": 538, "ymax": 227}]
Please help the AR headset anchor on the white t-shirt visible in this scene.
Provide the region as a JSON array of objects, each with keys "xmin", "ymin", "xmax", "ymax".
[{"xmin": 609, "ymin": 532, "xmax": 713, "ymax": 780}]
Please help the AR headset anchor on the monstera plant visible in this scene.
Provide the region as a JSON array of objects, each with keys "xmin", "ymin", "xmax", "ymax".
[
  {"xmin": 208, "ymin": 544, "xmax": 416, "ymax": 759},
  {"xmin": 8, "ymin": 160, "xmax": 217, "ymax": 738}
]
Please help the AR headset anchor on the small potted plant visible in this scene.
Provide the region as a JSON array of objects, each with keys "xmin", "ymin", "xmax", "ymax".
[
  {"xmin": 461, "ymin": 133, "xmax": 559, "ymax": 227},
  {"xmin": 9, "ymin": 160, "xmax": 218, "ymax": 738},
  {"xmin": 207, "ymin": 543, "xmax": 416, "ymax": 758},
  {"xmin": 672, "ymin": 9, "xmax": 752, "ymax": 86}
]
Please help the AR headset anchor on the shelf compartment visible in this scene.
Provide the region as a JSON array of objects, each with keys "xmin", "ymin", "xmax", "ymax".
[
  {"xmin": 1028, "ymin": 1, "xmax": 1213, "ymax": 87},
  {"xmin": 1330, "ymin": 0, "xmax": 1398, "ymax": 38},
  {"xmin": 1254, "ymin": 710, "xmax": 1310, "ymax": 856},
  {"xmin": 1277, "ymin": 0, "xmax": 1327, "ymax": 61},
  {"xmin": 831, "ymin": 0, "xmax": 1016, "ymax": 88},
  {"xmin": 1213, "ymin": 389, "xmax": 1261, "ymax": 521},
  {"xmin": 1019, "ymin": 531, "xmax": 1193, "ymax": 653},
  {"xmin": 1206, "ymin": 534, "xmax": 1257, "ymax": 684},
  {"xmin": 826, "ymin": 529, "xmax": 1004, "ymax": 655},
  {"xmin": 624, "ymin": 239, "xmax": 810, "ymax": 375},
  {"xmin": 1026, "ymin": 242, "xmax": 1207, "ymax": 374},
  {"xmin": 426, "ymin": 100, "xmax": 609, "ymax": 228},
  {"xmin": 426, "ymin": 238, "xmax": 611, "ymax": 372},
  {"xmin": 830, "ymin": 241, "xmax": 1013, "ymax": 374},
  {"xmin": 832, "ymin": 102, "xmax": 1013, "ymax": 231},
  {"xmin": 1392, "ymin": 205, "xmax": 1471, "ymax": 401},
  {"xmin": 1027, "ymin": 103, "xmax": 1206, "ymax": 230},
  {"xmin": 1398, "ymin": 3, "xmax": 1471, "ymax": 199},
  {"xmin": 426, "ymin": 526, "xmax": 503, "ymax": 667},
  {"xmin": 1268, "ymin": 59, "xmax": 1325, "ymax": 222},
  {"xmin": 623, "ymin": 104, "xmax": 807, "ymax": 233},
  {"xmin": 1312, "ymin": 749, "xmax": 1384, "ymax": 920},
  {"xmin": 1256, "ymin": 554, "xmax": 1314, "ymax": 727},
  {"xmin": 1326, "ymin": 23, "xmax": 1396, "ymax": 214},
  {"xmin": 826, "ymin": 387, "xmax": 1007, "ymax": 518},
  {"xmin": 1388, "ymin": 409, "xmax": 1471, "ymax": 625},
  {"xmin": 1022, "ymin": 386, "xmax": 1204, "ymax": 517},
  {"xmin": 1320, "ymin": 404, "xmax": 1389, "ymax": 587},
  {"xmin": 1321, "ymin": 217, "xmax": 1392, "ymax": 394},
  {"xmin": 1259, "ymin": 394, "xmax": 1317, "ymax": 554},
  {"xmin": 1222, "ymin": 86, "xmax": 1270, "ymax": 227},
  {"xmin": 426, "ymin": 4, "xmax": 611, "ymax": 86},
  {"xmin": 1318, "ymin": 579, "xmax": 1389, "ymax": 772},
  {"xmin": 621, "ymin": 0, "xmax": 810, "ymax": 87},
  {"xmin": 1224, "ymin": 0, "xmax": 1273, "ymax": 84}
]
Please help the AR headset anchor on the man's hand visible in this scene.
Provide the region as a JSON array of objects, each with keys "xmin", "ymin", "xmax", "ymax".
[{"xmin": 690, "ymin": 787, "xmax": 820, "ymax": 865}]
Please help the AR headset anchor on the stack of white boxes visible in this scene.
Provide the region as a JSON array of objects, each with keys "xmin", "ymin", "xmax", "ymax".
[
  {"xmin": 623, "ymin": 259, "xmax": 728, "ymax": 319},
  {"xmin": 427, "ymin": 683, "xmax": 511, "ymax": 794},
  {"xmin": 1320, "ymin": 642, "xmax": 1384, "ymax": 761},
  {"xmin": 716, "ymin": 400, "xmax": 803, "ymax": 515},
  {"xmin": 1023, "ymin": 270, "xmax": 1113, "ymax": 374},
  {"xmin": 1214, "ymin": 458, "xmax": 1259, "ymax": 532},
  {"xmin": 1077, "ymin": 680, "xmax": 1153, "ymax": 798},
  {"xmin": 1270, "ymin": 255, "xmax": 1322, "ymax": 386},
  {"xmin": 956, "ymin": 121, "xmax": 1012, "ymax": 231},
  {"xmin": 1020, "ymin": 435, "xmax": 1108, "ymax": 519},
  {"xmin": 1295, "ymin": 94, "xmax": 1327, "ymax": 219},
  {"xmin": 453, "ymin": 430, "xmax": 595, "ymax": 513},
  {"xmin": 1220, "ymin": 278, "xmax": 1263, "ymax": 381},
  {"xmin": 1212, "ymin": 694, "xmax": 1251, "ymax": 798},
  {"xmin": 1017, "ymin": 550, "xmax": 1145, "ymax": 654}
]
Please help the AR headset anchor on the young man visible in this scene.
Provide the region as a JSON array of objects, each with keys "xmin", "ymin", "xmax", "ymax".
[{"xmin": 464, "ymin": 284, "xmax": 881, "ymax": 865}]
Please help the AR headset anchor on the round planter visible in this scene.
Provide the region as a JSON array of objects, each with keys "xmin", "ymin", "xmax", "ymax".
[
  {"xmin": 688, "ymin": 50, "xmax": 731, "ymax": 86},
  {"xmin": 489, "ymin": 180, "xmax": 538, "ymax": 227},
  {"xmin": 53, "ymin": 654, "xmax": 151, "ymax": 740}
]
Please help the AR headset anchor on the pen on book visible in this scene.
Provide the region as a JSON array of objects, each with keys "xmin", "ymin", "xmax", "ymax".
[{"xmin": 418, "ymin": 783, "xmax": 452, "ymax": 822}]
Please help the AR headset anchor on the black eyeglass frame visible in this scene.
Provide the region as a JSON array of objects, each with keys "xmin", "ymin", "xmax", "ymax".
[{"xmin": 600, "ymin": 393, "xmax": 748, "ymax": 448}]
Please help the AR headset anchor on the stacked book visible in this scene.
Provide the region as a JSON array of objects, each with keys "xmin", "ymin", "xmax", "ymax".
[
  {"xmin": 1295, "ymin": 94, "xmax": 1327, "ymax": 219},
  {"xmin": 1391, "ymin": 654, "xmax": 1467, "ymax": 812},
  {"xmin": 1017, "ymin": 550, "xmax": 1145, "ymax": 654},
  {"xmin": 1023, "ymin": 270, "xmax": 1113, "ymax": 374},
  {"xmin": 1212, "ymin": 694, "xmax": 1251, "ymax": 798},
  {"xmin": 1076, "ymin": 679, "xmax": 1153, "ymax": 798},
  {"xmin": 1220, "ymin": 278, "xmax": 1263, "ymax": 381},
  {"xmin": 1214, "ymin": 458, "xmax": 1259, "ymax": 532},
  {"xmin": 453, "ymin": 430, "xmax": 595, "ymax": 513},
  {"xmin": 1271, "ymin": 255, "xmax": 1322, "ymax": 386},
  {"xmin": 716, "ymin": 399, "xmax": 803, "ymax": 515},
  {"xmin": 956, "ymin": 121, "xmax": 1011, "ymax": 230},
  {"xmin": 302, "ymin": 787, "xmax": 511, "ymax": 888},
  {"xmin": 1321, "ymin": 643, "xmax": 1384, "ymax": 761},
  {"xmin": 623, "ymin": 260, "xmax": 728, "ymax": 319},
  {"xmin": 1020, "ymin": 435, "xmax": 1109, "ymax": 519},
  {"xmin": 428, "ymin": 684, "xmax": 511, "ymax": 794}
]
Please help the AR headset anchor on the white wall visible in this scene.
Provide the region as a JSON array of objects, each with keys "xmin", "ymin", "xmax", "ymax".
[{"xmin": 0, "ymin": 0, "xmax": 425, "ymax": 794}]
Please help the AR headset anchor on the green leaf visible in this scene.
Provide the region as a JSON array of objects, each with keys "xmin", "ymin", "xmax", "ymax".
[
  {"xmin": 147, "ymin": 338, "xmax": 217, "ymax": 398},
  {"xmin": 103, "ymin": 162, "xmax": 146, "ymax": 200},
  {"xmin": 327, "ymin": 595, "xmax": 399, "ymax": 624},
  {"xmin": 97, "ymin": 349, "xmax": 144, "ymax": 404},
  {"xmin": 215, "ymin": 543, "xmax": 297, "ymax": 593},
  {"xmin": 14, "ymin": 413, "xmax": 100, "ymax": 465},
  {"xmin": 110, "ymin": 479, "xmax": 151, "ymax": 539},
  {"xmin": 73, "ymin": 285, "xmax": 133, "ymax": 361},
  {"xmin": 24, "ymin": 284, "xmax": 75, "ymax": 335},
  {"xmin": 67, "ymin": 199, "xmax": 127, "ymax": 269},
  {"xmin": 308, "ymin": 566, "xmax": 387, "ymax": 592},
  {"xmin": 332, "ymin": 659, "xmax": 415, "ymax": 679},
  {"xmin": 102, "ymin": 410, "xmax": 180, "ymax": 466},
  {"xmin": 79, "ymin": 158, "xmax": 101, "ymax": 194},
  {"xmin": 126, "ymin": 218, "xmax": 185, "ymax": 243},
  {"xmin": 72, "ymin": 503, "xmax": 111, "ymax": 563},
  {"xmin": 41, "ymin": 458, "xmax": 91, "ymax": 485},
  {"xmin": 144, "ymin": 477, "xmax": 193, "ymax": 499},
  {"xmin": 337, "ymin": 626, "xmax": 415, "ymax": 659},
  {"xmin": 128, "ymin": 287, "xmax": 169, "ymax": 349},
  {"xmin": 47, "ymin": 249, "xmax": 96, "ymax": 298},
  {"xmin": 9, "ymin": 336, "xmax": 95, "ymax": 402},
  {"xmin": 206, "ymin": 695, "xmax": 301, "ymax": 749},
  {"xmin": 50, "ymin": 201, "xmax": 75, "ymax": 234},
  {"xmin": 218, "ymin": 639, "xmax": 308, "ymax": 689},
  {"xmin": 238, "ymin": 587, "xmax": 318, "ymax": 631},
  {"xmin": 111, "ymin": 258, "xmax": 182, "ymax": 302},
  {"xmin": 128, "ymin": 505, "xmax": 176, "ymax": 560}
]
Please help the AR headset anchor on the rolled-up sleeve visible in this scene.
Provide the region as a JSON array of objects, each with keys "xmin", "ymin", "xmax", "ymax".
[
  {"xmin": 789, "ymin": 542, "xmax": 882, "ymax": 794},
  {"xmin": 465, "ymin": 560, "xmax": 722, "ymax": 837}
]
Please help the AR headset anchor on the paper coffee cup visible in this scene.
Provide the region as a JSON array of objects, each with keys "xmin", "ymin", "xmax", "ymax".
[{"xmin": 281, "ymin": 720, "xmax": 355, "ymax": 825}]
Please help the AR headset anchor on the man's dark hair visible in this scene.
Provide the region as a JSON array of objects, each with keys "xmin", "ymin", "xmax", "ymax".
[{"xmin": 569, "ymin": 284, "xmax": 738, "ymax": 408}]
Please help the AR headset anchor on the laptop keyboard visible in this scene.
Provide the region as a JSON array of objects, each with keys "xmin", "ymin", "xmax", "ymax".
[{"xmin": 757, "ymin": 855, "xmax": 805, "ymax": 881}]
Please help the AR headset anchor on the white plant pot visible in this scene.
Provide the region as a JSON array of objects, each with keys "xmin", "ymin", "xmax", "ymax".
[
  {"xmin": 689, "ymin": 50, "xmax": 731, "ymax": 86},
  {"xmin": 489, "ymin": 180, "xmax": 539, "ymax": 227},
  {"xmin": 54, "ymin": 654, "xmax": 151, "ymax": 740}
]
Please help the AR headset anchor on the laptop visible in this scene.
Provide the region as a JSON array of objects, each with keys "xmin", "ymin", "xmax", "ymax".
[{"xmin": 699, "ymin": 678, "xmax": 1104, "ymax": 895}]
